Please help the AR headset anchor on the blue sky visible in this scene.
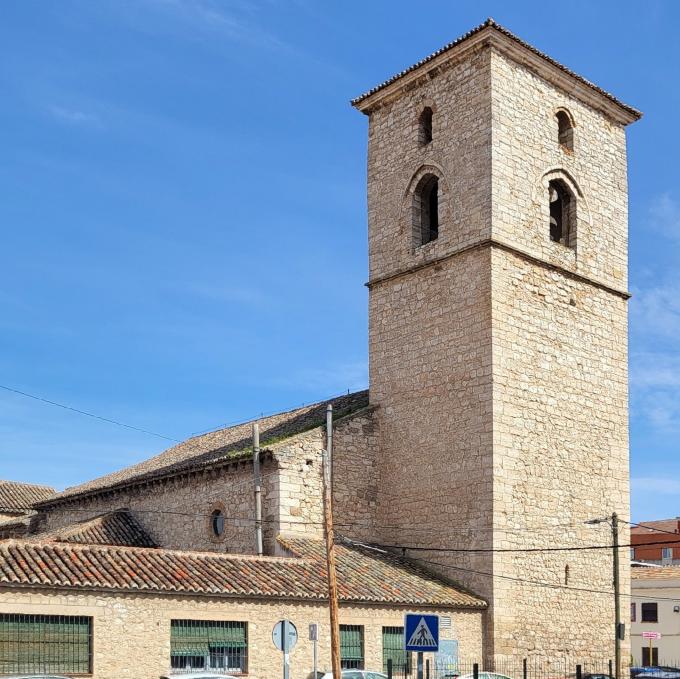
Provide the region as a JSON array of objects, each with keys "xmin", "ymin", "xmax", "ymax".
[{"xmin": 0, "ymin": 0, "xmax": 677, "ymax": 522}]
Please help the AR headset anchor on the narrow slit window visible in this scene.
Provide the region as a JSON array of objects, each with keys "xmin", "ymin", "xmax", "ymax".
[
  {"xmin": 419, "ymin": 107, "xmax": 433, "ymax": 145},
  {"xmin": 556, "ymin": 110, "xmax": 574, "ymax": 152}
]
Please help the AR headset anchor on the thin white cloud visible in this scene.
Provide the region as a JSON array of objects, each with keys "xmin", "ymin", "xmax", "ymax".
[
  {"xmin": 650, "ymin": 193, "xmax": 680, "ymax": 241},
  {"xmin": 632, "ymin": 477, "xmax": 680, "ymax": 495},
  {"xmin": 49, "ymin": 105, "xmax": 102, "ymax": 127},
  {"xmin": 136, "ymin": 0, "xmax": 292, "ymax": 52},
  {"xmin": 630, "ymin": 352, "xmax": 680, "ymax": 431}
]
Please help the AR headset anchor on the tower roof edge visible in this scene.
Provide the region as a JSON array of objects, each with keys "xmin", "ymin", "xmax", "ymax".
[{"xmin": 350, "ymin": 19, "xmax": 642, "ymax": 125}]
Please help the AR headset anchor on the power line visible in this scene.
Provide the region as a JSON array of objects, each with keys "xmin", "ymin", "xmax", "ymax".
[
  {"xmin": 0, "ymin": 383, "xmax": 180, "ymax": 443},
  {"xmin": 622, "ymin": 519, "xmax": 680, "ymax": 537},
  {"xmin": 342, "ymin": 537, "xmax": 680, "ymax": 603},
  {"xmin": 338, "ymin": 537, "xmax": 678, "ymax": 554}
]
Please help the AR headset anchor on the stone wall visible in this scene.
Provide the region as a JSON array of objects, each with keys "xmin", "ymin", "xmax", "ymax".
[
  {"xmin": 37, "ymin": 460, "xmax": 278, "ymax": 555},
  {"xmin": 486, "ymin": 48, "xmax": 630, "ymax": 662},
  {"xmin": 0, "ymin": 586, "xmax": 484, "ymax": 679},
  {"xmin": 490, "ymin": 47, "xmax": 629, "ymax": 292},
  {"xmin": 332, "ymin": 407, "xmax": 380, "ymax": 542},
  {"xmin": 35, "ymin": 416, "xmax": 379, "ymax": 554},
  {"xmin": 365, "ymin": 34, "xmax": 495, "ymax": 610}
]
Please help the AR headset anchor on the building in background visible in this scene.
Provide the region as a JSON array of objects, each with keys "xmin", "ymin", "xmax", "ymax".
[
  {"xmin": 632, "ymin": 567, "xmax": 680, "ymax": 665},
  {"xmin": 632, "ymin": 520, "xmax": 680, "ymax": 565},
  {"xmin": 0, "ymin": 479, "xmax": 55, "ymax": 539}
]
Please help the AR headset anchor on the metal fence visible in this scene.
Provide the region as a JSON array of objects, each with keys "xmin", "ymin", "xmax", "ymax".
[
  {"xmin": 0, "ymin": 613, "xmax": 92, "ymax": 675},
  {"xmin": 385, "ymin": 658, "xmax": 619, "ymax": 679}
]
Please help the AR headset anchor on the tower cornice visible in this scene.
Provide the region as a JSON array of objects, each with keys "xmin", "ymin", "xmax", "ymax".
[{"xmin": 351, "ymin": 19, "xmax": 641, "ymax": 126}]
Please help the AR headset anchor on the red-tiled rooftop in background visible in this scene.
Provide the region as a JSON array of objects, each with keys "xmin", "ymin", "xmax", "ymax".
[
  {"xmin": 351, "ymin": 18, "xmax": 641, "ymax": 120},
  {"xmin": 632, "ymin": 566, "xmax": 680, "ymax": 580},
  {"xmin": 0, "ymin": 536, "xmax": 486, "ymax": 608},
  {"xmin": 0, "ymin": 479, "xmax": 56, "ymax": 514},
  {"xmin": 38, "ymin": 390, "xmax": 369, "ymax": 507},
  {"xmin": 31, "ymin": 509, "xmax": 157, "ymax": 548},
  {"xmin": 631, "ymin": 518, "xmax": 680, "ymax": 534}
]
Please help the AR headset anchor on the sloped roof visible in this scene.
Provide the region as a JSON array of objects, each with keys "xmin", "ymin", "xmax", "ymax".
[
  {"xmin": 631, "ymin": 519, "xmax": 680, "ymax": 535},
  {"xmin": 39, "ymin": 390, "xmax": 369, "ymax": 507},
  {"xmin": 279, "ymin": 536, "xmax": 484, "ymax": 608},
  {"xmin": 351, "ymin": 18, "xmax": 641, "ymax": 123},
  {"xmin": 0, "ymin": 480, "xmax": 56, "ymax": 514},
  {"xmin": 0, "ymin": 536, "xmax": 485, "ymax": 608},
  {"xmin": 33, "ymin": 510, "xmax": 157, "ymax": 548},
  {"xmin": 632, "ymin": 566, "xmax": 680, "ymax": 581}
]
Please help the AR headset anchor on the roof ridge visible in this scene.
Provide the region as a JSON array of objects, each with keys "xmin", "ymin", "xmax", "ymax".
[
  {"xmin": 38, "ymin": 390, "xmax": 369, "ymax": 507},
  {"xmin": 351, "ymin": 19, "xmax": 640, "ymax": 121},
  {"xmin": 2, "ymin": 538, "xmax": 307, "ymax": 564},
  {"xmin": 0, "ymin": 479, "xmax": 56, "ymax": 490}
]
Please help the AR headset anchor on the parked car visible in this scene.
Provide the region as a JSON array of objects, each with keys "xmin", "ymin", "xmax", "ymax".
[
  {"xmin": 160, "ymin": 674, "xmax": 241, "ymax": 679},
  {"xmin": 319, "ymin": 671, "xmax": 387, "ymax": 679},
  {"xmin": 630, "ymin": 669, "xmax": 680, "ymax": 679},
  {"xmin": 458, "ymin": 673, "xmax": 513, "ymax": 679}
]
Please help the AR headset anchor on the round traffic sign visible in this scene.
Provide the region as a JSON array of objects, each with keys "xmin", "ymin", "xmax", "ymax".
[{"xmin": 272, "ymin": 620, "xmax": 298, "ymax": 652}]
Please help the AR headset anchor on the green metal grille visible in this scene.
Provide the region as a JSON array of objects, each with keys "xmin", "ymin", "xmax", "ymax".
[
  {"xmin": 340, "ymin": 624, "xmax": 364, "ymax": 670},
  {"xmin": 382, "ymin": 626, "xmax": 411, "ymax": 674},
  {"xmin": 0, "ymin": 613, "xmax": 92, "ymax": 675},
  {"xmin": 170, "ymin": 619, "xmax": 247, "ymax": 674}
]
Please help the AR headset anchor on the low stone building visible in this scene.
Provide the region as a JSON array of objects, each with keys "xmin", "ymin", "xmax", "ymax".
[{"xmin": 0, "ymin": 536, "xmax": 485, "ymax": 678}]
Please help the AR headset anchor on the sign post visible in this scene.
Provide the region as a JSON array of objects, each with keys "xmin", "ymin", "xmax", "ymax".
[
  {"xmin": 405, "ymin": 614, "xmax": 440, "ymax": 679},
  {"xmin": 273, "ymin": 620, "xmax": 298, "ymax": 679},
  {"xmin": 642, "ymin": 631, "xmax": 661, "ymax": 666},
  {"xmin": 309, "ymin": 623, "xmax": 319, "ymax": 679}
]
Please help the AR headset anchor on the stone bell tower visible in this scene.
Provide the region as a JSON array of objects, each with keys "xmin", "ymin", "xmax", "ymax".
[{"xmin": 352, "ymin": 20, "xmax": 640, "ymax": 663}]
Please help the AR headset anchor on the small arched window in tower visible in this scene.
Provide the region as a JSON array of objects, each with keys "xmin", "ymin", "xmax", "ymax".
[
  {"xmin": 419, "ymin": 107, "xmax": 433, "ymax": 145},
  {"xmin": 549, "ymin": 179, "xmax": 576, "ymax": 247},
  {"xmin": 414, "ymin": 175, "xmax": 439, "ymax": 246},
  {"xmin": 556, "ymin": 110, "xmax": 574, "ymax": 152}
]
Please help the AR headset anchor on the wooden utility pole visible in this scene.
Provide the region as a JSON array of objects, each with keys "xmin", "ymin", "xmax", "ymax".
[
  {"xmin": 612, "ymin": 512, "xmax": 621, "ymax": 679},
  {"xmin": 322, "ymin": 404, "xmax": 342, "ymax": 679}
]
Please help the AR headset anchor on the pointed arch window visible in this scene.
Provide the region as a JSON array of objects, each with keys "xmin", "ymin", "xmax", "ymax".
[
  {"xmin": 549, "ymin": 179, "xmax": 576, "ymax": 248},
  {"xmin": 414, "ymin": 174, "xmax": 439, "ymax": 246}
]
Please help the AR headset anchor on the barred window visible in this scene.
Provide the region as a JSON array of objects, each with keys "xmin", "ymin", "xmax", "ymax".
[
  {"xmin": 382, "ymin": 626, "xmax": 411, "ymax": 674},
  {"xmin": 0, "ymin": 613, "xmax": 92, "ymax": 675},
  {"xmin": 170, "ymin": 619, "xmax": 247, "ymax": 674},
  {"xmin": 340, "ymin": 624, "xmax": 364, "ymax": 669}
]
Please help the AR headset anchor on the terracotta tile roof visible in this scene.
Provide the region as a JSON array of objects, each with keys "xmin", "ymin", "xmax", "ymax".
[
  {"xmin": 32, "ymin": 510, "xmax": 157, "ymax": 548},
  {"xmin": 632, "ymin": 566, "xmax": 680, "ymax": 581},
  {"xmin": 0, "ymin": 536, "xmax": 485, "ymax": 608},
  {"xmin": 279, "ymin": 536, "xmax": 485, "ymax": 608},
  {"xmin": 0, "ymin": 480, "xmax": 56, "ymax": 514},
  {"xmin": 351, "ymin": 18, "xmax": 641, "ymax": 121},
  {"xmin": 631, "ymin": 519, "xmax": 680, "ymax": 535},
  {"xmin": 39, "ymin": 390, "xmax": 369, "ymax": 507}
]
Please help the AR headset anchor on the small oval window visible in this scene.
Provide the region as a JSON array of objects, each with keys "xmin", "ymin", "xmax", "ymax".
[{"xmin": 211, "ymin": 509, "xmax": 225, "ymax": 537}]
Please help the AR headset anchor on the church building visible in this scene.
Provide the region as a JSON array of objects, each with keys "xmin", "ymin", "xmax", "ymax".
[{"xmin": 0, "ymin": 19, "xmax": 640, "ymax": 679}]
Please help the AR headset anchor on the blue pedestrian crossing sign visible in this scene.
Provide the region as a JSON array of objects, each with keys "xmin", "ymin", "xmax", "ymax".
[{"xmin": 404, "ymin": 613, "xmax": 439, "ymax": 652}]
